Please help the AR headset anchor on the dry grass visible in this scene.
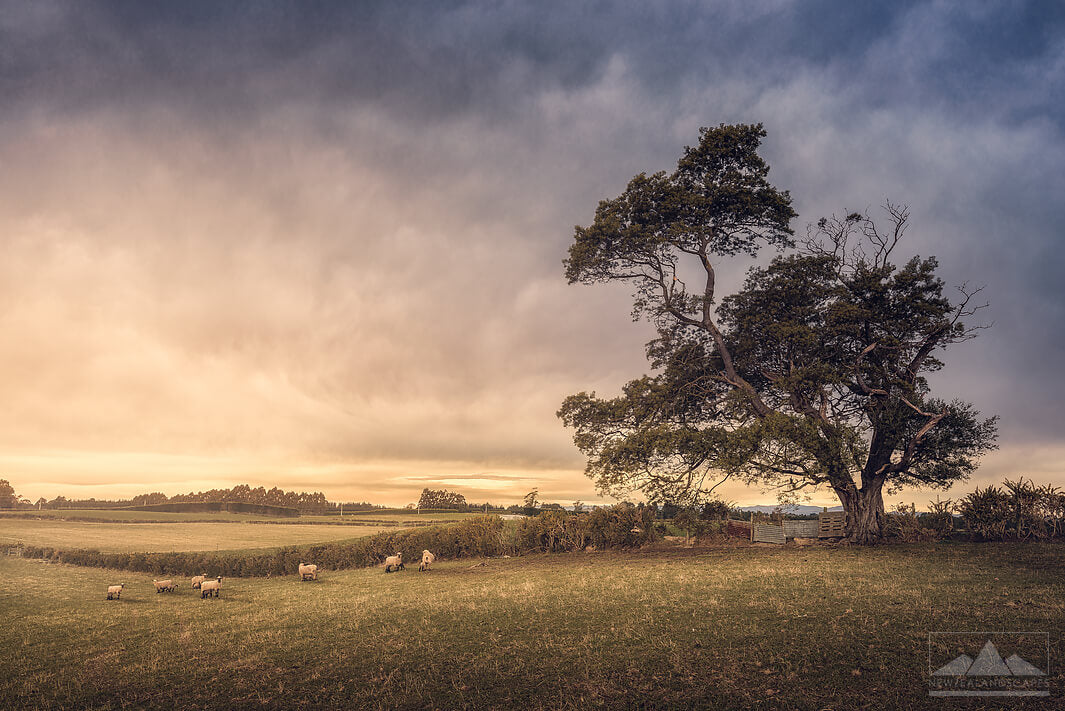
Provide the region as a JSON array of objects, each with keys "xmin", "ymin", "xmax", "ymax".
[
  {"xmin": 0, "ymin": 519, "xmax": 402, "ymax": 553},
  {"xmin": 1, "ymin": 543, "xmax": 1062, "ymax": 709}
]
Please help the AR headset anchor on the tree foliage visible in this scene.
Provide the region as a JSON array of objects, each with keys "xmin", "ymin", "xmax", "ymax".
[
  {"xmin": 417, "ymin": 488, "xmax": 468, "ymax": 510},
  {"xmin": 559, "ymin": 124, "xmax": 997, "ymax": 542},
  {"xmin": 0, "ymin": 479, "xmax": 16, "ymax": 509}
]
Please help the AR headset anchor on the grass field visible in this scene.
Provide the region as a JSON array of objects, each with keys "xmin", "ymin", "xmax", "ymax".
[
  {"xmin": 0, "ymin": 519, "xmax": 407, "ymax": 553},
  {"xmin": 0, "ymin": 509, "xmax": 477, "ymax": 524},
  {"xmin": 2, "ymin": 543, "xmax": 1062, "ymax": 710}
]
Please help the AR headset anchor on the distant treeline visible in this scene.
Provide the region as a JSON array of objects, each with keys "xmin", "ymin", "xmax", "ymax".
[{"xmin": 25, "ymin": 484, "xmax": 386, "ymax": 514}]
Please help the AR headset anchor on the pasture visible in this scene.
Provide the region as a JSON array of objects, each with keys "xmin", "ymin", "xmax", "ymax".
[
  {"xmin": 2, "ymin": 543, "xmax": 1062, "ymax": 710},
  {"xmin": 0, "ymin": 508, "xmax": 477, "ymax": 524},
  {"xmin": 0, "ymin": 519, "xmax": 399, "ymax": 553},
  {"xmin": 0, "ymin": 510, "xmax": 482, "ymax": 554}
]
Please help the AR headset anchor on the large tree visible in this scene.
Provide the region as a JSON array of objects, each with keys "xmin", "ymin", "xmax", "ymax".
[
  {"xmin": 558, "ymin": 124, "xmax": 997, "ymax": 543},
  {"xmin": 0, "ymin": 479, "xmax": 16, "ymax": 509}
]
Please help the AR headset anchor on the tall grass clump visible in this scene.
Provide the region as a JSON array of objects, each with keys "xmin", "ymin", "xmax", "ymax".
[{"xmin": 958, "ymin": 478, "xmax": 1065, "ymax": 541}]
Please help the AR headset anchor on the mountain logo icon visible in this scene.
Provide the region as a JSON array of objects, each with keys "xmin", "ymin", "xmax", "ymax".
[{"xmin": 932, "ymin": 641, "xmax": 1046, "ymax": 677}]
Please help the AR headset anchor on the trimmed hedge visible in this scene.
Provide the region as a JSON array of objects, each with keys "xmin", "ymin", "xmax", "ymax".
[
  {"xmin": 21, "ymin": 505, "xmax": 662, "ymax": 577},
  {"xmin": 21, "ymin": 516, "xmax": 504, "ymax": 578},
  {"xmin": 124, "ymin": 501, "xmax": 299, "ymax": 517}
]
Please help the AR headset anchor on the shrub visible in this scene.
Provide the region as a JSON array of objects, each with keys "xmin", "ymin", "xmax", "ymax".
[
  {"xmin": 672, "ymin": 507, "xmax": 703, "ymax": 543},
  {"xmin": 884, "ymin": 504, "xmax": 936, "ymax": 543},
  {"xmin": 958, "ymin": 485, "xmax": 1010, "ymax": 541},
  {"xmin": 918, "ymin": 498, "xmax": 956, "ymax": 538}
]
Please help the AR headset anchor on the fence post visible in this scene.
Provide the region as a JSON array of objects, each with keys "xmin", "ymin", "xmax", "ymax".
[{"xmin": 750, "ymin": 511, "xmax": 754, "ymax": 542}]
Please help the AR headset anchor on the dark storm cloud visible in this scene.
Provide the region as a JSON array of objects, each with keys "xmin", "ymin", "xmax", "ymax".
[
  {"xmin": 1, "ymin": 0, "xmax": 1062, "ymax": 503},
  {"xmin": 7, "ymin": 2, "xmax": 1062, "ymax": 122}
]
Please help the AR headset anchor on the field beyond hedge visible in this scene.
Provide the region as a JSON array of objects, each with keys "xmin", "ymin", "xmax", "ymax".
[
  {"xmin": 0, "ymin": 518, "xmax": 406, "ymax": 553},
  {"xmin": 2, "ymin": 543, "xmax": 1062, "ymax": 710}
]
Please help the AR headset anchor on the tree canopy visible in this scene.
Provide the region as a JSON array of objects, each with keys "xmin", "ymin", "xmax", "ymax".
[
  {"xmin": 559, "ymin": 124, "xmax": 997, "ymax": 542},
  {"xmin": 417, "ymin": 488, "xmax": 468, "ymax": 510}
]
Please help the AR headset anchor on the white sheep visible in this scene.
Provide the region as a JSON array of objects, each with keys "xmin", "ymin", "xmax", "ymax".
[
  {"xmin": 153, "ymin": 579, "xmax": 175, "ymax": 593},
  {"xmin": 298, "ymin": 562, "xmax": 318, "ymax": 581},
  {"xmin": 200, "ymin": 576, "xmax": 223, "ymax": 598},
  {"xmin": 106, "ymin": 584, "xmax": 123, "ymax": 600},
  {"xmin": 384, "ymin": 552, "xmax": 404, "ymax": 573},
  {"xmin": 191, "ymin": 573, "xmax": 207, "ymax": 589},
  {"xmin": 419, "ymin": 550, "xmax": 435, "ymax": 572}
]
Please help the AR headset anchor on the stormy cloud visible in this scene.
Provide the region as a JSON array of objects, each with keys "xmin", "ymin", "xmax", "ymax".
[{"xmin": 1, "ymin": 1, "xmax": 1062, "ymax": 506}]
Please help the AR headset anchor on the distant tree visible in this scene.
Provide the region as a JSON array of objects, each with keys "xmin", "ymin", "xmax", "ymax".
[
  {"xmin": 572, "ymin": 500, "xmax": 584, "ymax": 513},
  {"xmin": 559, "ymin": 124, "xmax": 997, "ymax": 543},
  {"xmin": 417, "ymin": 488, "xmax": 468, "ymax": 510},
  {"xmin": 132, "ymin": 492, "xmax": 168, "ymax": 506},
  {"xmin": 522, "ymin": 488, "xmax": 540, "ymax": 516},
  {"xmin": 35, "ymin": 497, "xmax": 46, "ymax": 510},
  {"xmin": 699, "ymin": 499, "xmax": 732, "ymax": 520},
  {"xmin": 0, "ymin": 480, "xmax": 16, "ymax": 509},
  {"xmin": 673, "ymin": 507, "xmax": 702, "ymax": 544}
]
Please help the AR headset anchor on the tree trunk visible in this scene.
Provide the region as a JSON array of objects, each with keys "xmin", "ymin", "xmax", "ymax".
[{"xmin": 836, "ymin": 483, "xmax": 886, "ymax": 544}]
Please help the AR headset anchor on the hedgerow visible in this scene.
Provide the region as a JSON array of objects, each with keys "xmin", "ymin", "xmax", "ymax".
[{"xmin": 20, "ymin": 506, "xmax": 661, "ymax": 577}]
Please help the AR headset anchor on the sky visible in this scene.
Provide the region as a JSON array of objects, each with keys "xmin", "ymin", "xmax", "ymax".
[{"xmin": 1, "ymin": 1, "xmax": 1063, "ymax": 508}]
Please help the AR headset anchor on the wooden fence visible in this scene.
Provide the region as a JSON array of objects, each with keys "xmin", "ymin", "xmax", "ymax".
[
  {"xmin": 720, "ymin": 513, "xmax": 845, "ymax": 543},
  {"xmin": 782, "ymin": 520, "xmax": 820, "ymax": 539},
  {"xmin": 752, "ymin": 522, "xmax": 786, "ymax": 544},
  {"xmin": 818, "ymin": 511, "xmax": 846, "ymax": 538}
]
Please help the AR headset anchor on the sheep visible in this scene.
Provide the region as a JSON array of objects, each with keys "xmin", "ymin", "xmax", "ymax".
[
  {"xmin": 200, "ymin": 576, "xmax": 223, "ymax": 599},
  {"xmin": 191, "ymin": 573, "xmax": 208, "ymax": 590},
  {"xmin": 418, "ymin": 550, "xmax": 435, "ymax": 572},
  {"xmin": 153, "ymin": 579, "xmax": 175, "ymax": 593},
  {"xmin": 298, "ymin": 563, "xmax": 318, "ymax": 581},
  {"xmin": 106, "ymin": 584, "xmax": 124, "ymax": 600},
  {"xmin": 384, "ymin": 552, "xmax": 404, "ymax": 573}
]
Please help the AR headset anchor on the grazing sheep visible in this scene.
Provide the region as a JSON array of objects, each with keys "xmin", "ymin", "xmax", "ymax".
[
  {"xmin": 191, "ymin": 573, "xmax": 207, "ymax": 590},
  {"xmin": 298, "ymin": 563, "xmax": 318, "ymax": 581},
  {"xmin": 153, "ymin": 579, "xmax": 175, "ymax": 593},
  {"xmin": 106, "ymin": 584, "xmax": 123, "ymax": 600},
  {"xmin": 419, "ymin": 550, "xmax": 435, "ymax": 572},
  {"xmin": 200, "ymin": 576, "xmax": 223, "ymax": 599},
  {"xmin": 384, "ymin": 552, "xmax": 404, "ymax": 573}
]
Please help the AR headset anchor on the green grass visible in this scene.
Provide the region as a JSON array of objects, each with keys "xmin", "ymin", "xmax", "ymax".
[
  {"xmin": 0, "ymin": 519, "xmax": 403, "ymax": 553},
  {"xmin": 2, "ymin": 543, "xmax": 1062, "ymax": 709}
]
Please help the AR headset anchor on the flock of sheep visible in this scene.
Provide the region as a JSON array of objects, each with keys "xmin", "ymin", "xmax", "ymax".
[{"xmin": 104, "ymin": 550, "xmax": 437, "ymax": 600}]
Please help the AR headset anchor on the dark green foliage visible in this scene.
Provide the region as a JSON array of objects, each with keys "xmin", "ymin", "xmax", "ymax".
[
  {"xmin": 699, "ymin": 499, "xmax": 732, "ymax": 520},
  {"xmin": 514, "ymin": 503, "xmax": 657, "ymax": 553},
  {"xmin": 125, "ymin": 501, "xmax": 299, "ymax": 517},
  {"xmin": 416, "ymin": 488, "xmax": 467, "ymax": 510},
  {"xmin": 672, "ymin": 507, "xmax": 703, "ymax": 542}
]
